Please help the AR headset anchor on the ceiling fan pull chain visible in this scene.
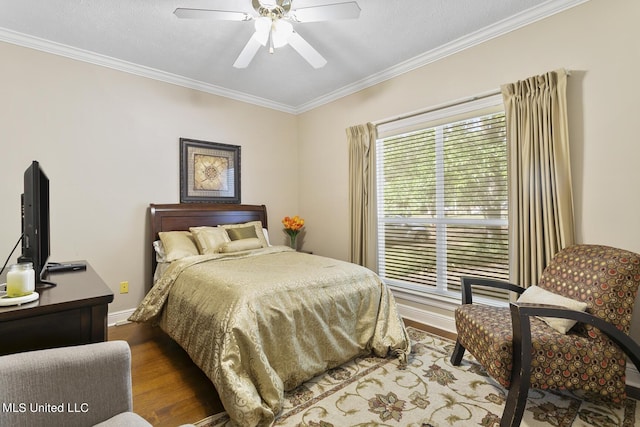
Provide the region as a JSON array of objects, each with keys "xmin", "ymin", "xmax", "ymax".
[{"xmin": 269, "ymin": 21, "xmax": 275, "ymax": 54}]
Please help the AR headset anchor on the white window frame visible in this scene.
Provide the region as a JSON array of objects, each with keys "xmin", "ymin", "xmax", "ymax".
[{"xmin": 375, "ymin": 94, "xmax": 508, "ymax": 306}]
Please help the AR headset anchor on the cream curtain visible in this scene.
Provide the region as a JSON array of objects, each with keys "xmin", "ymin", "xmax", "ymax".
[
  {"xmin": 501, "ymin": 69, "xmax": 575, "ymax": 288},
  {"xmin": 347, "ymin": 123, "xmax": 377, "ymax": 268}
]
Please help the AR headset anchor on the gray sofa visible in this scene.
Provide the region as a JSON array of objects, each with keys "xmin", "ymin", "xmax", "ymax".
[{"xmin": 0, "ymin": 341, "xmax": 152, "ymax": 427}]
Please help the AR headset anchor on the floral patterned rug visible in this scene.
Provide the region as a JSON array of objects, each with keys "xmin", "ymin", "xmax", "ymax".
[{"xmin": 195, "ymin": 327, "xmax": 638, "ymax": 426}]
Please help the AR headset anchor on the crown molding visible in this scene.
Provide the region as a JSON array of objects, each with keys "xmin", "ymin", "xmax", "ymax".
[
  {"xmin": 0, "ymin": 27, "xmax": 298, "ymax": 114},
  {"xmin": 295, "ymin": 0, "xmax": 589, "ymax": 113},
  {"xmin": 0, "ymin": 0, "xmax": 588, "ymax": 115}
]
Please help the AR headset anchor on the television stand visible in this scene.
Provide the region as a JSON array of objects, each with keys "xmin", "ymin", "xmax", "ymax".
[{"xmin": 0, "ymin": 261, "xmax": 114, "ymax": 355}]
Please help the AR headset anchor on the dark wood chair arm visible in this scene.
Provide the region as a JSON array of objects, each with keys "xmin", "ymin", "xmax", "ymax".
[
  {"xmin": 460, "ymin": 276, "xmax": 524, "ymax": 304},
  {"xmin": 509, "ymin": 302, "xmax": 640, "ymax": 373},
  {"xmin": 501, "ymin": 302, "xmax": 640, "ymax": 427}
]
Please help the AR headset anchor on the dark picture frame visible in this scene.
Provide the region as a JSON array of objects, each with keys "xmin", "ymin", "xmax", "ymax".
[{"xmin": 180, "ymin": 138, "xmax": 241, "ymax": 203}]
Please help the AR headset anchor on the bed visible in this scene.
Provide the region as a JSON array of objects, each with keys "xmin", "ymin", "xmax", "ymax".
[{"xmin": 130, "ymin": 203, "xmax": 410, "ymax": 427}]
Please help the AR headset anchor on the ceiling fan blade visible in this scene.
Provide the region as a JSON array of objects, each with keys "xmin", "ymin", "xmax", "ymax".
[
  {"xmin": 288, "ymin": 32, "xmax": 327, "ymax": 68},
  {"xmin": 174, "ymin": 8, "xmax": 251, "ymax": 21},
  {"xmin": 291, "ymin": 2, "xmax": 360, "ymax": 23},
  {"xmin": 233, "ymin": 33, "xmax": 264, "ymax": 68}
]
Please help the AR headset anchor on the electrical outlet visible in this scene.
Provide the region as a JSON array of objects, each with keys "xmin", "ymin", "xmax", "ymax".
[{"xmin": 119, "ymin": 281, "xmax": 129, "ymax": 294}]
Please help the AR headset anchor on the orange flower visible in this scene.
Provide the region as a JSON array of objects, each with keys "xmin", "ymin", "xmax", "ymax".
[
  {"xmin": 282, "ymin": 215, "xmax": 305, "ymax": 232},
  {"xmin": 282, "ymin": 216, "xmax": 305, "ymax": 251}
]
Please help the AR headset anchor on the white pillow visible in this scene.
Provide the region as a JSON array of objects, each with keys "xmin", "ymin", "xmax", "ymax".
[
  {"xmin": 153, "ymin": 240, "xmax": 167, "ymax": 263},
  {"xmin": 518, "ymin": 286, "xmax": 588, "ymax": 334}
]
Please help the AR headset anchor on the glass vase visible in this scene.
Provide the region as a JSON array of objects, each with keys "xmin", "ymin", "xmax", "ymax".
[{"xmin": 289, "ymin": 234, "xmax": 298, "ymax": 251}]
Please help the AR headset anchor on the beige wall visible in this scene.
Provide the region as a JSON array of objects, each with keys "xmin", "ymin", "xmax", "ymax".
[
  {"xmin": 298, "ymin": 0, "xmax": 640, "ymax": 261},
  {"xmin": 297, "ymin": 0, "xmax": 640, "ymax": 342},
  {"xmin": 0, "ymin": 42, "xmax": 299, "ymax": 313}
]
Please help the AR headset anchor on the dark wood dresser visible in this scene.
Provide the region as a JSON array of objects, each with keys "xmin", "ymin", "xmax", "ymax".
[{"xmin": 0, "ymin": 261, "xmax": 113, "ymax": 355}]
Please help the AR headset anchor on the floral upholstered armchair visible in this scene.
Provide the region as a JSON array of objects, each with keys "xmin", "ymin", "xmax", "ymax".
[{"xmin": 451, "ymin": 244, "xmax": 640, "ymax": 427}]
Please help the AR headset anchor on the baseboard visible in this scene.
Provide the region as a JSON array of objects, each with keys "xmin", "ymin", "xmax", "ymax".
[
  {"xmin": 395, "ymin": 301, "xmax": 640, "ymax": 390},
  {"xmin": 396, "ymin": 301, "xmax": 456, "ymax": 335},
  {"xmin": 108, "ymin": 308, "xmax": 135, "ymax": 327}
]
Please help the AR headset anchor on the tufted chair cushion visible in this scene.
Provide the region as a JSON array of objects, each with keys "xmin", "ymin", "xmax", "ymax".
[{"xmin": 454, "ymin": 244, "xmax": 640, "ymax": 404}]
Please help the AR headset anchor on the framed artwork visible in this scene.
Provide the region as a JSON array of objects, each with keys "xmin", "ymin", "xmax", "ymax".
[{"xmin": 180, "ymin": 138, "xmax": 241, "ymax": 203}]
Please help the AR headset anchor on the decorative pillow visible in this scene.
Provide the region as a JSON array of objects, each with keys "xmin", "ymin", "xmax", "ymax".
[
  {"xmin": 152, "ymin": 240, "xmax": 167, "ymax": 263},
  {"xmin": 158, "ymin": 231, "xmax": 199, "ymax": 261},
  {"xmin": 190, "ymin": 226, "xmax": 230, "ymax": 255},
  {"xmin": 219, "ymin": 221, "xmax": 269, "ymax": 248},
  {"xmin": 220, "ymin": 238, "xmax": 263, "ymax": 253},
  {"xmin": 226, "ymin": 226, "xmax": 258, "ymax": 240},
  {"xmin": 518, "ymin": 285, "xmax": 588, "ymax": 333}
]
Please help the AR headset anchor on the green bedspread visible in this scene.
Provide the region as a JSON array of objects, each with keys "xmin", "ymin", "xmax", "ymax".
[{"xmin": 130, "ymin": 246, "xmax": 409, "ymax": 426}]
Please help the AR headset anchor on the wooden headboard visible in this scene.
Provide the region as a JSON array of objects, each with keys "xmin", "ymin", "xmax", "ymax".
[{"xmin": 149, "ymin": 203, "xmax": 268, "ymax": 285}]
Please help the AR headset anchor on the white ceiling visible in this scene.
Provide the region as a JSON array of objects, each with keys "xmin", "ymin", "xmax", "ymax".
[{"xmin": 0, "ymin": 0, "xmax": 585, "ymax": 113}]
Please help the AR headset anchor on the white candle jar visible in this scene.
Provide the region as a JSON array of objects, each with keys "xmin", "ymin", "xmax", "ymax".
[{"xmin": 6, "ymin": 262, "xmax": 36, "ymax": 297}]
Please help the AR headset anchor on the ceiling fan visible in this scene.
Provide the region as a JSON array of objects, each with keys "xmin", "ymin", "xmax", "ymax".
[{"xmin": 174, "ymin": 0, "xmax": 361, "ymax": 69}]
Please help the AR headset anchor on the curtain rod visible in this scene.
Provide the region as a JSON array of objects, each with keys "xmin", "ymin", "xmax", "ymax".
[
  {"xmin": 375, "ymin": 70, "xmax": 572, "ymax": 127},
  {"xmin": 374, "ymin": 89, "xmax": 501, "ymax": 127}
]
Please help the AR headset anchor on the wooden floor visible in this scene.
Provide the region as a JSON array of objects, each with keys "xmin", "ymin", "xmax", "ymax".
[
  {"xmin": 108, "ymin": 319, "xmax": 451, "ymax": 426},
  {"xmin": 108, "ymin": 322, "xmax": 223, "ymax": 427}
]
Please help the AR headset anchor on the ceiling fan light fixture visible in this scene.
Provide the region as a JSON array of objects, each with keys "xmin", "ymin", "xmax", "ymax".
[
  {"xmin": 254, "ymin": 0, "xmax": 291, "ymax": 18},
  {"xmin": 254, "ymin": 16, "xmax": 271, "ymax": 46},
  {"xmin": 176, "ymin": 0, "xmax": 359, "ymax": 68},
  {"xmin": 255, "ymin": 17, "xmax": 292, "ymax": 51},
  {"xmin": 271, "ymin": 20, "xmax": 293, "ymax": 48},
  {"xmin": 258, "ymin": 0, "xmax": 277, "ymax": 8}
]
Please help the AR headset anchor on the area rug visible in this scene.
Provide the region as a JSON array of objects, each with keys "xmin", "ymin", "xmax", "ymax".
[{"xmin": 194, "ymin": 327, "xmax": 638, "ymax": 426}]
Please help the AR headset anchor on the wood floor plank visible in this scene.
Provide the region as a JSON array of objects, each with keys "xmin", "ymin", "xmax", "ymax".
[{"xmin": 109, "ymin": 322, "xmax": 223, "ymax": 427}]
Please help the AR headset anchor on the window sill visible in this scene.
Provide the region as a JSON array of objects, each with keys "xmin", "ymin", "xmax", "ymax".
[
  {"xmin": 388, "ymin": 285, "xmax": 460, "ymax": 312},
  {"xmin": 387, "ymin": 283, "xmax": 509, "ymax": 311}
]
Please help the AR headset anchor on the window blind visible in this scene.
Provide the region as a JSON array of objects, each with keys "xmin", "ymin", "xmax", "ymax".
[{"xmin": 376, "ymin": 96, "xmax": 509, "ymax": 302}]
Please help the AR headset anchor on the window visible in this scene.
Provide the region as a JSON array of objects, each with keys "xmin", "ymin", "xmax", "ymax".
[{"xmin": 376, "ymin": 95, "xmax": 509, "ymax": 302}]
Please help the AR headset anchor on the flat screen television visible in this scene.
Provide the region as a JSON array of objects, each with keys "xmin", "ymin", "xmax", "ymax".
[{"xmin": 18, "ymin": 160, "xmax": 51, "ymax": 285}]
